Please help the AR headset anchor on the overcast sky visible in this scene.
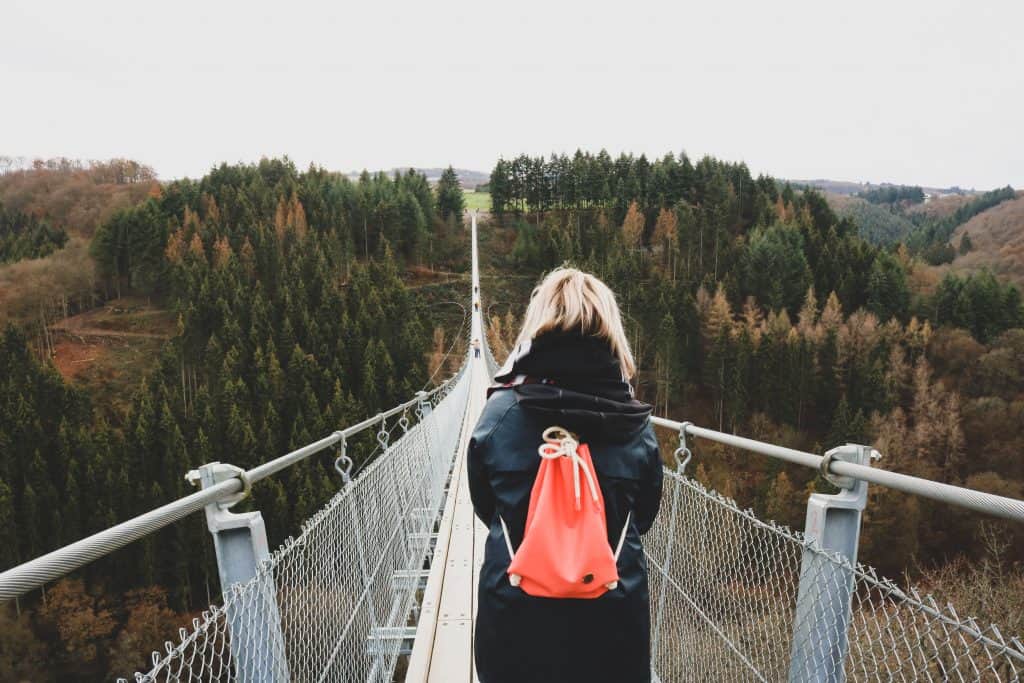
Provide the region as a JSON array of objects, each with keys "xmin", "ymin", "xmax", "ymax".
[{"xmin": 3, "ymin": 0, "xmax": 1021, "ymax": 189}]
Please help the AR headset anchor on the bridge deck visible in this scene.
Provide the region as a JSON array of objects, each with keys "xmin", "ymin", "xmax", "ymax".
[{"xmin": 406, "ymin": 216, "xmax": 489, "ymax": 682}]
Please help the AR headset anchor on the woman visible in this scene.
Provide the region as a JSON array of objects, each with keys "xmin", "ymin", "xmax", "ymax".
[{"xmin": 467, "ymin": 267, "xmax": 663, "ymax": 683}]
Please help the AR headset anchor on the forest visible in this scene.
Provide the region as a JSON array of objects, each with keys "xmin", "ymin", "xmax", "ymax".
[
  {"xmin": 0, "ymin": 150, "xmax": 1022, "ymax": 680},
  {"xmin": 0, "ymin": 159, "xmax": 469, "ymax": 680},
  {"xmin": 484, "ymin": 150, "xmax": 1024, "ymax": 591}
]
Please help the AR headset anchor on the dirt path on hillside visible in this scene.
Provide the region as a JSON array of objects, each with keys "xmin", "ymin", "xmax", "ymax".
[{"xmin": 51, "ymin": 316, "xmax": 170, "ymax": 340}]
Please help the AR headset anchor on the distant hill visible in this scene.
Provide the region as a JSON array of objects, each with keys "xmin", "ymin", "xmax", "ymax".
[
  {"xmin": 0, "ymin": 159, "xmax": 158, "ymax": 239},
  {"xmin": 346, "ymin": 167, "xmax": 489, "ymax": 189},
  {"xmin": 935, "ymin": 192, "xmax": 1024, "ymax": 288},
  {"xmin": 824, "ymin": 192, "xmax": 917, "ymax": 245},
  {"xmin": 905, "ymin": 193, "xmax": 975, "ymax": 220},
  {"xmin": 789, "ymin": 178, "xmax": 976, "ymax": 198}
]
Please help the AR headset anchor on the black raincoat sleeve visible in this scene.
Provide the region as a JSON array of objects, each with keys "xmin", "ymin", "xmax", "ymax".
[
  {"xmin": 467, "ymin": 394, "xmax": 513, "ymax": 526},
  {"xmin": 633, "ymin": 424, "xmax": 664, "ymax": 535},
  {"xmin": 467, "ymin": 433, "xmax": 494, "ymax": 526}
]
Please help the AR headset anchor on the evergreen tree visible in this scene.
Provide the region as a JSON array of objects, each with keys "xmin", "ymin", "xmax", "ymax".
[
  {"xmin": 866, "ymin": 251, "xmax": 910, "ymax": 322},
  {"xmin": 436, "ymin": 166, "xmax": 464, "ymax": 227}
]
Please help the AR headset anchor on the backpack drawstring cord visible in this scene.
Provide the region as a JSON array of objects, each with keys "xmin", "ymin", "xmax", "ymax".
[{"xmin": 538, "ymin": 426, "xmax": 599, "ymax": 511}]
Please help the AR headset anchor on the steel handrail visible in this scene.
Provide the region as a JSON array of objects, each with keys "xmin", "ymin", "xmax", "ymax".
[
  {"xmin": 650, "ymin": 416, "xmax": 1024, "ymax": 524},
  {"xmin": 0, "ymin": 370, "xmax": 464, "ymax": 601}
]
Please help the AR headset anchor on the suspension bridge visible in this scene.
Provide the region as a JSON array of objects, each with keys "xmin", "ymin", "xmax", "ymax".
[{"xmin": 2, "ymin": 214, "xmax": 1024, "ymax": 682}]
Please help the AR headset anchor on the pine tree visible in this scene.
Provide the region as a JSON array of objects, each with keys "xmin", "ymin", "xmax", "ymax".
[
  {"xmin": 436, "ymin": 166, "xmax": 465, "ymax": 227},
  {"xmin": 826, "ymin": 397, "xmax": 867, "ymax": 448},
  {"xmin": 866, "ymin": 251, "xmax": 910, "ymax": 322},
  {"xmin": 655, "ymin": 312, "xmax": 677, "ymax": 415}
]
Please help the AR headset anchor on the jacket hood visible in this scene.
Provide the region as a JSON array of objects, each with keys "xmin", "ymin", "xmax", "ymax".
[{"xmin": 492, "ymin": 330, "xmax": 652, "ymax": 443}]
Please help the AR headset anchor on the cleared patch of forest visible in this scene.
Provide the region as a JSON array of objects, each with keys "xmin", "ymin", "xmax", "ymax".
[{"xmin": 48, "ymin": 298, "xmax": 176, "ymax": 418}]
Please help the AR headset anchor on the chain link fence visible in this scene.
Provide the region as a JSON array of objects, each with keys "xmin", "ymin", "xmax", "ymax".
[
  {"xmin": 128, "ymin": 367, "xmax": 471, "ymax": 682},
  {"xmin": 479, "ymin": 313, "xmax": 500, "ymax": 377},
  {"xmin": 646, "ymin": 471, "xmax": 1024, "ymax": 682},
  {"xmin": 124, "ymin": 352, "xmax": 1024, "ymax": 683}
]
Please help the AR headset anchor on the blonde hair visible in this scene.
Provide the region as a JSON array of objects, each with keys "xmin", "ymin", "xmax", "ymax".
[{"xmin": 515, "ymin": 267, "xmax": 636, "ymax": 379}]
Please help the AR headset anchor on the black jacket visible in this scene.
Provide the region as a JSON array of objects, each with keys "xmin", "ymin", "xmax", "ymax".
[{"xmin": 467, "ymin": 333, "xmax": 663, "ymax": 683}]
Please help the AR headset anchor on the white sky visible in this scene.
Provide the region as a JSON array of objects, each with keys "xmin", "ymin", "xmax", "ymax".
[{"xmin": 2, "ymin": 0, "xmax": 1021, "ymax": 189}]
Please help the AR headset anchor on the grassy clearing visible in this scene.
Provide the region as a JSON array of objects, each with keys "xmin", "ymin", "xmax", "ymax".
[{"xmin": 462, "ymin": 190, "xmax": 491, "ymax": 212}]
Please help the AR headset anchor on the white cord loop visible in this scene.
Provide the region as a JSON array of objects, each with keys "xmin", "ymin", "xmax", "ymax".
[{"xmin": 537, "ymin": 426, "xmax": 599, "ymax": 511}]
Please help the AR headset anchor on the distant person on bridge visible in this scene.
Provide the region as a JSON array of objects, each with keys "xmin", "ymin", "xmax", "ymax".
[{"xmin": 468, "ymin": 267, "xmax": 663, "ymax": 683}]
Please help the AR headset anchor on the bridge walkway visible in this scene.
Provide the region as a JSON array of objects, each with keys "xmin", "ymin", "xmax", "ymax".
[{"xmin": 406, "ymin": 212, "xmax": 489, "ymax": 682}]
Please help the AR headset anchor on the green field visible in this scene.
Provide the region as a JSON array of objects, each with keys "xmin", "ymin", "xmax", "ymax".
[{"xmin": 462, "ymin": 190, "xmax": 491, "ymax": 211}]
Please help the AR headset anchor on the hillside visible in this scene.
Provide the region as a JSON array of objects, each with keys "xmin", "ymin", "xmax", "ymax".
[
  {"xmin": 906, "ymin": 193, "xmax": 975, "ymax": 219},
  {"xmin": 0, "ymin": 160, "xmax": 159, "ymax": 239},
  {"xmin": 936, "ymin": 193, "xmax": 1024, "ymax": 288},
  {"xmin": 790, "ymin": 178, "xmax": 975, "ymax": 198},
  {"xmin": 825, "ymin": 192, "xmax": 917, "ymax": 245}
]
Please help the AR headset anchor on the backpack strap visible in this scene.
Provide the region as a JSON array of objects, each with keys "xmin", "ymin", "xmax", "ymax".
[
  {"xmin": 613, "ymin": 510, "xmax": 631, "ymax": 561},
  {"xmin": 499, "ymin": 510, "xmax": 631, "ymax": 590},
  {"xmin": 498, "ymin": 515, "xmax": 522, "ymax": 586}
]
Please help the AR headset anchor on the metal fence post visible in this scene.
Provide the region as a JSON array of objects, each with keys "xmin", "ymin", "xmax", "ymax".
[
  {"xmin": 788, "ymin": 444, "xmax": 873, "ymax": 683},
  {"xmin": 190, "ymin": 462, "xmax": 288, "ymax": 682}
]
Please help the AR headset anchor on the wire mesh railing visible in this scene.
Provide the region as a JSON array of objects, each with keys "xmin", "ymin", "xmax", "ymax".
[
  {"xmin": 128, "ymin": 363, "xmax": 472, "ymax": 682},
  {"xmin": 478, "ymin": 310, "xmax": 500, "ymax": 377},
  {"xmin": 645, "ymin": 471, "xmax": 1024, "ymax": 682}
]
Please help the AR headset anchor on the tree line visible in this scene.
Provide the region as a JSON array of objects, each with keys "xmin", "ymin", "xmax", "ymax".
[
  {"xmin": 858, "ymin": 184, "xmax": 925, "ymax": 206},
  {"xmin": 488, "ymin": 152, "xmax": 1017, "ymax": 273}
]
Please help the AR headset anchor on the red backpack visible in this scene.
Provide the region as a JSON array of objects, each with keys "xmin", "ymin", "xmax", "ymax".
[{"xmin": 499, "ymin": 426, "xmax": 630, "ymax": 599}]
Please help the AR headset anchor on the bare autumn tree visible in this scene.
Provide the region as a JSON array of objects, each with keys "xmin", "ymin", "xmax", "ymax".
[
  {"xmin": 0, "ymin": 238, "xmax": 96, "ymax": 353},
  {"xmin": 106, "ymin": 587, "xmax": 178, "ymax": 676},
  {"xmin": 37, "ymin": 579, "xmax": 116, "ymax": 679},
  {"xmin": 652, "ymin": 206, "xmax": 679, "ymax": 279},
  {"xmin": 697, "ymin": 284, "xmax": 734, "ymax": 429},
  {"xmin": 0, "ymin": 603, "xmax": 48, "ymax": 682},
  {"xmin": 274, "ymin": 192, "xmax": 308, "ymax": 242},
  {"xmin": 621, "ymin": 200, "xmax": 644, "ymax": 249}
]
